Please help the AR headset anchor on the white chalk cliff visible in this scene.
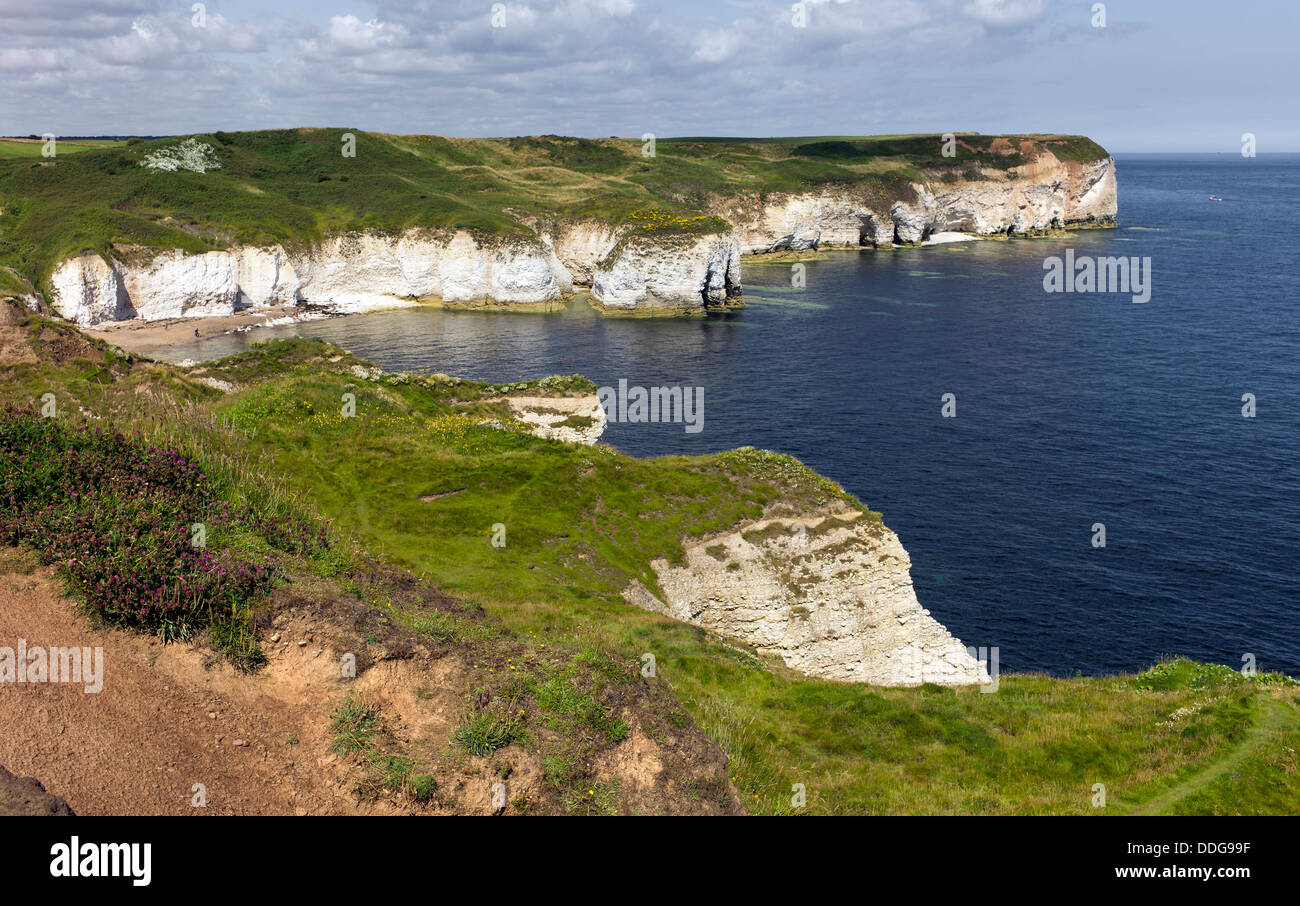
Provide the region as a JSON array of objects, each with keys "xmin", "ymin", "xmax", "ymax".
[
  {"xmin": 46, "ymin": 152, "xmax": 1115, "ymax": 324},
  {"xmin": 48, "ymin": 231, "xmax": 572, "ymax": 326},
  {"xmin": 623, "ymin": 510, "xmax": 991, "ymax": 686},
  {"xmin": 590, "ymin": 232, "xmax": 741, "ymax": 312},
  {"xmin": 714, "ymin": 150, "xmax": 1116, "ymax": 252}
]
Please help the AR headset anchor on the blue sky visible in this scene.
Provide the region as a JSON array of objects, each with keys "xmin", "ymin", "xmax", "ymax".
[{"xmin": 1, "ymin": 0, "xmax": 1295, "ymax": 151}]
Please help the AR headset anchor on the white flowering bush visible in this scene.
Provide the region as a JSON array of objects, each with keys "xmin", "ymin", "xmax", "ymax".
[{"xmin": 138, "ymin": 138, "xmax": 223, "ymax": 174}]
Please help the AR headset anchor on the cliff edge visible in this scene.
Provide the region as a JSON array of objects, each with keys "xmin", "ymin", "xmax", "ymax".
[
  {"xmin": 0, "ymin": 131, "xmax": 1116, "ymax": 324},
  {"xmin": 624, "ymin": 508, "xmax": 990, "ymax": 686}
]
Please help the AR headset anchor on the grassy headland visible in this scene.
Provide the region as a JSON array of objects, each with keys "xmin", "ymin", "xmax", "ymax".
[
  {"xmin": 0, "ymin": 130, "xmax": 1108, "ymax": 294},
  {"xmin": 0, "ymin": 308, "xmax": 739, "ymax": 813},
  {"xmin": 2, "ymin": 302, "xmax": 1292, "ymax": 815}
]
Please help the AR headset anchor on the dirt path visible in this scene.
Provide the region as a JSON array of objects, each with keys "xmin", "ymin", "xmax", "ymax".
[
  {"xmin": 1129, "ymin": 696, "xmax": 1295, "ymax": 816},
  {"xmin": 0, "ymin": 568, "xmax": 392, "ymax": 816}
]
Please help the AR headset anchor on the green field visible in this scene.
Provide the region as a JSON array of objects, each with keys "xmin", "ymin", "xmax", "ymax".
[
  {"xmin": 0, "ymin": 137, "xmax": 126, "ymax": 158},
  {"xmin": 0, "ymin": 129, "xmax": 1108, "ymax": 295},
  {"xmin": 3, "ymin": 315, "xmax": 1291, "ymax": 815}
]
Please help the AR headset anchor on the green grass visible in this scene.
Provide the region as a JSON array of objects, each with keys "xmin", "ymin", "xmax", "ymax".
[
  {"xmin": 453, "ymin": 706, "xmax": 524, "ymax": 756},
  {"xmin": 0, "ymin": 138, "xmax": 126, "ymax": 159},
  {"xmin": 0, "ymin": 267, "xmax": 34, "ymax": 297},
  {"xmin": 7, "ymin": 319, "xmax": 1287, "ymax": 815},
  {"xmin": 207, "ymin": 610, "xmax": 268, "ymax": 672},
  {"xmin": 329, "ymin": 695, "xmax": 440, "ymax": 802},
  {"xmin": 328, "ymin": 696, "xmax": 381, "ymax": 756},
  {"xmin": 0, "ymin": 129, "xmax": 1110, "ymax": 295},
  {"xmin": 183, "ymin": 338, "xmax": 1297, "ymax": 815}
]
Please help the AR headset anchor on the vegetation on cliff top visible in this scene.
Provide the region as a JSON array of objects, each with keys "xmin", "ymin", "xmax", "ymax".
[
  {"xmin": 0, "ymin": 130, "xmax": 1110, "ymax": 294},
  {"xmin": 0, "ymin": 307, "xmax": 739, "ymax": 814},
  {"xmin": 189, "ymin": 339, "xmax": 1297, "ymax": 816},
  {"xmin": 5, "ymin": 308, "xmax": 1291, "ymax": 815}
]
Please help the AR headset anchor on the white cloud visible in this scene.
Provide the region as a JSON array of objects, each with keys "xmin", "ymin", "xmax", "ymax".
[
  {"xmin": 0, "ymin": 0, "xmax": 1284, "ymax": 153},
  {"xmin": 0, "ymin": 48, "xmax": 63, "ymax": 71},
  {"xmin": 963, "ymin": 0, "xmax": 1047, "ymax": 27},
  {"xmin": 325, "ymin": 15, "xmax": 415, "ymax": 54}
]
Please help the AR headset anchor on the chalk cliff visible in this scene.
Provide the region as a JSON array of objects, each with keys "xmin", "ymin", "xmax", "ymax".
[
  {"xmin": 44, "ymin": 151, "xmax": 1115, "ymax": 324},
  {"xmin": 623, "ymin": 509, "xmax": 991, "ymax": 686},
  {"xmin": 714, "ymin": 150, "xmax": 1116, "ymax": 252},
  {"xmin": 49, "ymin": 231, "xmax": 572, "ymax": 326},
  {"xmin": 590, "ymin": 231, "xmax": 741, "ymax": 313}
]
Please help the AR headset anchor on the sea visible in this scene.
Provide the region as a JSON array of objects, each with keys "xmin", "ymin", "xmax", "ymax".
[{"xmin": 165, "ymin": 153, "xmax": 1300, "ymax": 676}]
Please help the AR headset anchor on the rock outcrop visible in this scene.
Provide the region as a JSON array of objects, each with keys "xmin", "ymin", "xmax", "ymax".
[
  {"xmin": 623, "ymin": 510, "xmax": 990, "ymax": 686},
  {"xmin": 591, "ymin": 232, "xmax": 741, "ymax": 313},
  {"xmin": 500, "ymin": 393, "xmax": 608, "ymax": 445},
  {"xmin": 535, "ymin": 219, "xmax": 619, "ymax": 285},
  {"xmin": 45, "ymin": 151, "xmax": 1115, "ymax": 324},
  {"xmin": 0, "ymin": 765, "xmax": 74, "ymax": 816},
  {"xmin": 716, "ymin": 151, "xmax": 1116, "ymax": 252}
]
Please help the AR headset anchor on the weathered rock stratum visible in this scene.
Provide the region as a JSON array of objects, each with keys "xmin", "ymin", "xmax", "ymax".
[
  {"xmin": 715, "ymin": 150, "xmax": 1115, "ymax": 252},
  {"xmin": 623, "ymin": 509, "xmax": 991, "ymax": 686}
]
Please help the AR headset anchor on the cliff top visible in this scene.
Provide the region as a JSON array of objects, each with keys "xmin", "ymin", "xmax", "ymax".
[
  {"xmin": 1, "ymin": 311, "xmax": 1294, "ymax": 815},
  {"xmin": 0, "ymin": 130, "xmax": 1110, "ymax": 289}
]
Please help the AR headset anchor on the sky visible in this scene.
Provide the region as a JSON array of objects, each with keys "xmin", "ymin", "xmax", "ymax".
[{"xmin": 1, "ymin": 0, "xmax": 1295, "ymax": 151}]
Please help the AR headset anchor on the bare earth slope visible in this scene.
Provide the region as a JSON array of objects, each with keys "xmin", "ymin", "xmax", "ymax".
[
  {"xmin": 0, "ymin": 566, "xmax": 380, "ymax": 815},
  {"xmin": 0, "ymin": 559, "xmax": 740, "ymax": 816}
]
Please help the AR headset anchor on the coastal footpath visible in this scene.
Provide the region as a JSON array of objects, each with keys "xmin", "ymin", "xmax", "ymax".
[{"xmin": 0, "ymin": 132, "xmax": 1115, "ymax": 324}]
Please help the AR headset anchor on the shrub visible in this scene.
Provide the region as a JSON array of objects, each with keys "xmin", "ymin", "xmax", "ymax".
[{"xmin": 0, "ymin": 407, "xmax": 280, "ymax": 636}]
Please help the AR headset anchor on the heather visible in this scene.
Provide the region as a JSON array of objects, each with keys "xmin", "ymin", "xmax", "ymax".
[{"xmin": 0, "ymin": 406, "xmax": 320, "ymax": 646}]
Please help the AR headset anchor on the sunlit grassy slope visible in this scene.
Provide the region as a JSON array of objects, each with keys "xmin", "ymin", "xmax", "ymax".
[
  {"xmin": 0, "ymin": 138, "xmax": 126, "ymax": 158},
  {"xmin": 2, "ymin": 306, "xmax": 1292, "ymax": 815},
  {"xmin": 184, "ymin": 339, "xmax": 1296, "ymax": 816}
]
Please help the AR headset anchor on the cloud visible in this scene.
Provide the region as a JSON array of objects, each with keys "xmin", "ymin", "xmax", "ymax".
[
  {"xmin": 963, "ymin": 0, "xmax": 1048, "ymax": 28},
  {"xmin": 0, "ymin": 0, "xmax": 1290, "ymax": 153},
  {"xmin": 0, "ymin": 48, "xmax": 63, "ymax": 71},
  {"xmin": 323, "ymin": 15, "xmax": 416, "ymax": 54}
]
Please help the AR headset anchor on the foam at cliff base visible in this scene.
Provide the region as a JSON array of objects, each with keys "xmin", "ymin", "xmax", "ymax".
[
  {"xmin": 923, "ymin": 232, "xmax": 983, "ymax": 246},
  {"xmin": 318, "ymin": 294, "xmax": 422, "ymax": 315}
]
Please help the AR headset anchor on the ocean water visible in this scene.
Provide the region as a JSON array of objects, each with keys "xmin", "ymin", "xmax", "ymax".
[{"xmin": 175, "ymin": 154, "xmax": 1300, "ymax": 676}]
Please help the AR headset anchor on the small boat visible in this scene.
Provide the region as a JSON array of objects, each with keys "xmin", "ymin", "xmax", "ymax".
[{"xmin": 1209, "ymin": 195, "xmax": 1223, "ymax": 201}]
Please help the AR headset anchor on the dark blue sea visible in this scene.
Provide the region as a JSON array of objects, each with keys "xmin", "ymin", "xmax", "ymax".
[{"xmin": 175, "ymin": 153, "xmax": 1300, "ymax": 677}]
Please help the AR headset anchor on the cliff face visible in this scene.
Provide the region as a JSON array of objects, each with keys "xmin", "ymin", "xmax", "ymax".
[
  {"xmin": 590, "ymin": 231, "xmax": 741, "ymax": 313},
  {"xmin": 715, "ymin": 151, "xmax": 1116, "ymax": 251},
  {"xmin": 49, "ymin": 230, "xmax": 573, "ymax": 326},
  {"xmin": 622, "ymin": 510, "xmax": 990, "ymax": 686},
  {"xmin": 45, "ymin": 152, "xmax": 1115, "ymax": 324}
]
